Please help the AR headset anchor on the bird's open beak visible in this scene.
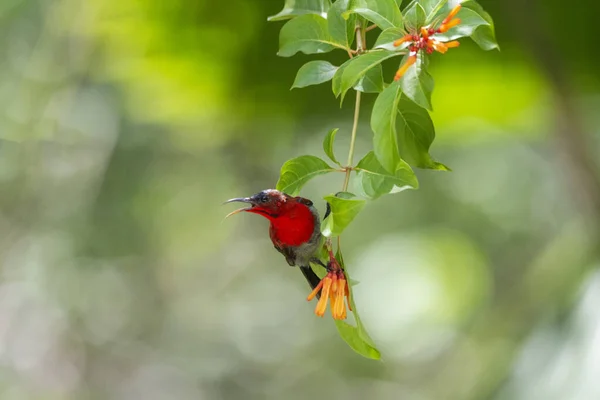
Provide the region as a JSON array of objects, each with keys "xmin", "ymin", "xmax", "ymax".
[{"xmin": 223, "ymin": 197, "xmax": 254, "ymax": 218}]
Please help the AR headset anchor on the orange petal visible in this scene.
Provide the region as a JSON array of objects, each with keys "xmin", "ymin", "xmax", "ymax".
[
  {"xmin": 335, "ymin": 282, "xmax": 346, "ymax": 319},
  {"xmin": 329, "ymin": 296, "xmax": 337, "ymax": 318},
  {"xmin": 432, "ymin": 41, "xmax": 448, "ymax": 54},
  {"xmin": 314, "ymin": 277, "xmax": 332, "ymax": 316},
  {"xmin": 439, "ymin": 18, "xmax": 461, "ymax": 33},
  {"xmin": 331, "ymin": 274, "xmax": 338, "ymax": 294},
  {"xmin": 445, "ymin": 40, "xmax": 460, "ymax": 48},
  {"xmin": 394, "ymin": 55, "xmax": 417, "ymax": 81},
  {"xmin": 322, "ymin": 277, "xmax": 332, "ymax": 297},
  {"xmin": 393, "ymin": 34, "xmax": 412, "ymax": 47},
  {"xmin": 306, "ymin": 279, "xmax": 324, "ymax": 301},
  {"xmin": 314, "ymin": 296, "xmax": 328, "ymax": 317},
  {"xmin": 442, "ymin": 4, "xmax": 461, "ymax": 25},
  {"xmin": 344, "ymin": 281, "xmax": 353, "ymax": 312},
  {"xmin": 420, "ymin": 27, "xmax": 429, "ymax": 39}
]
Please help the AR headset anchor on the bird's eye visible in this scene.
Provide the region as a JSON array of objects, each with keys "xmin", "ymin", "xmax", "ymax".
[{"xmin": 260, "ymin": 196, "xmax": 269, "ymax": 203}]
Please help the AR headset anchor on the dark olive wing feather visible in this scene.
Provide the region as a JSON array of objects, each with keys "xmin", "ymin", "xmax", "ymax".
[{"xmin": 273, "ymin": 244, "xmax": 296, "ymax": 266}]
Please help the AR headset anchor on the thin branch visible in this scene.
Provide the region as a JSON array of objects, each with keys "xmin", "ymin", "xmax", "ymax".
[
  {"xmin": 341, "ymin": 25, "xmax": 366, "ymax": 192},
  {"xmin": 342, "ymin": 91, "xmax": 361, "ymax": 191}
]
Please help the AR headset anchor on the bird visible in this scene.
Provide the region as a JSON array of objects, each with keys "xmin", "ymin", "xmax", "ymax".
[{"xmin": 224, "ymin": 189, "xmax": 350, "ymax": 319}]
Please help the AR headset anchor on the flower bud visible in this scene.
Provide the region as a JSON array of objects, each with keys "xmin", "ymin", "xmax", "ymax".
[
  {"xmin": 394, "ymin": 55, "xmax": 417, "ymax": 81},
  {"xmin": 393, "ymin": 34, "xmax": 412, "ymax": 47},
  {"xmin": 442, "ymin": 4, "xmax": 461, "ymax": 25},
  {"xmin": 439, "ymin": 18, "xmax": 461, "ymax": 33}
]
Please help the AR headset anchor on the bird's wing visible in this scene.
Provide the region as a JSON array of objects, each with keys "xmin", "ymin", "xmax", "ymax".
[{"xmin": 273, "ymin": 243, "xmax": 296, "ymax": 266}]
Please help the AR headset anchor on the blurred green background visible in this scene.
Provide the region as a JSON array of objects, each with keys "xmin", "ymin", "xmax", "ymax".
[{"xmin": 1, "ymin": 0, "xmax": 600, "ymax": 399}]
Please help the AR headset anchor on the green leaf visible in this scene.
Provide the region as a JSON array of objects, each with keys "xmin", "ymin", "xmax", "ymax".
[
  {"xmin": 371, "ymin": 82, "xmax": 447, "ymax": 171},
  {"xmin": 432, "ymin": 6, "xmax": 489, "ymax": 41},
  {"xmin": 462, "ymin": 0, "xmax": 499, "ymax": 51},
  {"xmin": 353, "ymin": 64, "xmax": 384, "ymax": 93},
  {"xmin": 396, "ymin": 93, "xmax": 448, "ymax": 170},
  {"xmin": 345, "ymin": 0, "xmax": 403, "ymax": 30},
  {"xmin": 332, "ymin": 57, "xmax": 390, "ymax": 102},
  {"xmin": 331, "ymin": 59, "xmax": 383, "ymax": 102},
  {"xmin": 338, "ymin": 50, "xmax": 399, "ymax": 99},
  {"xmin": 373, "ymin": 27, "xmax": 410, "ymax": 51},
  {"xmin": 292, "ymin": 61, "xmax": 338, "ymax": 89},
  {"xmin": 419, "ymin": 0, "xmax": 448, "ymax": 22},
  {"xmin": 399, "ymin": 52, "xmax": 434, "ymax": 111},
  {"xmin": 403, "ymin": 2, "xmax": 425, "ymax": 30},
  {"xmin": 328, "ymin": 0, "xmax": 356, "ymax": 47},
  {"xmin": 323, "ymin": 128, "xmax": 341, "ymax": 165},
  {"xmin": 334, "ymin": 250, "xmax": 381, "ymax": 359},
  {"xmin": 321, "ymin": 193, "xmax": 366, "ymax": 237},
  {"xmin": 371, "ymin": 81, "xmax": 403, "ymax": 172},
  {"xmin": 268, "ymin": 0, "xmax": 331, "ymax": 21},
  {"xmin": 355, "ymin": 151, "xmax": 418, "ymax": 199},
  {"xmin": 276, "ymin": 156, "xmax": 336, "ymax": 195},
  {"xmin": 332, "ymin": 58, "xmax": 351, "ymax": 97},
  {"xmin": 334, "ymin": 321, "xmax": 381, "ymax": 359},
  {"xmin": 278, "ymin": 14, "xmax": 344, "ymax": 57}
]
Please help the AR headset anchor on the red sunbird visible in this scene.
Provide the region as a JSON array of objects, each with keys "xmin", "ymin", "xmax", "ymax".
[{"xmin": 224, "ymin": 189, "xmax": 351, "ymax": 320}]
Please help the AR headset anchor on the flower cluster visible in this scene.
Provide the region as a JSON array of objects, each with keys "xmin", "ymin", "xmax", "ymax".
[
  {"xmin": 393, "ymin": 4, "xmax": 463, "ymax": 81},
  {"xmin": 307, "ymin": 262, "xmax": 352, "ymax": 320}
]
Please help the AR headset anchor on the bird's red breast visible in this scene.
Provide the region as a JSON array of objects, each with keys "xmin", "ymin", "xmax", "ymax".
[{"xmin": 268, "ymin": 202, "xmax": 315, "ymax": 247}]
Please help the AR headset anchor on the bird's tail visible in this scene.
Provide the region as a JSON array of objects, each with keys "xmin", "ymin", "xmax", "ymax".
[
  {"xmin": 299, "ymin": 199, "xmax": 333, "ymax": 299},
  {"xmin": 300, "ymin": 265, "xmax": 322, "ymax": 298}
]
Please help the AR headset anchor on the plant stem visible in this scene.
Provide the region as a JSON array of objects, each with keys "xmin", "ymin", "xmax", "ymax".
[
  {"xmin": 356, "ymin": 23, "xmax": 365, "ymax": 54},
  {"xmin": 342, "ymin": 91, "xmax": 361, "ymax": 191},
  {"xmin": 337, "ymin": 25, "xmax": 366, "ymax": 252},
  {"xmin": 342, "ymin": 25, "xmax": 365, "ymax": 192}
]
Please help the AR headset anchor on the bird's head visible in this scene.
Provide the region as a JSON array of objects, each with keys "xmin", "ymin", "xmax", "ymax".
[{"xmin": 224, "ymin": 189, "xmax": 313, "ymax": 220}]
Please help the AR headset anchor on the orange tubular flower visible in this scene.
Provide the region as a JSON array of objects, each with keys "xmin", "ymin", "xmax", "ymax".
[
  {"xmin": 307, "ymin": 269, "xmax": 350, "ymax": 320},
  {"xmin": 394, "ymin": 54, "xmax": 417, "ymax": 81},
  {"xmin": 442, "ymin": 4, "xmax": 461, "ymax": 25},
  {"xmin": 439, "ymin": 18, "xmax": 461, "ymax": 33},
  {"xmin": 431, "ymin": 40, "xmax": 448, "ymax": 54},
  {"xmin": 391, "ymin": 3, "xmax": 465, "ymax": 79},
  {"xmin": 390, "ymin": 4, "xmax": 468, "ymax": 80},
  {"xmin": 393, "ymin": 34, "xmax": 412, "ymax": 47}
]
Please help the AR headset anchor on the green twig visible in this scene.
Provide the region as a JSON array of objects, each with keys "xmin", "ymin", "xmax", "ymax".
[
  {"xmin": 338, "ymin": 25, "xmax": 366, "ymax": 253},
  {"xmin": 342, "ymin": 91, "xmax": 361, "ymax": 191},
  {"xmin": 341, "ymin": 24, "xmax": 365, "ymax": 192}
]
